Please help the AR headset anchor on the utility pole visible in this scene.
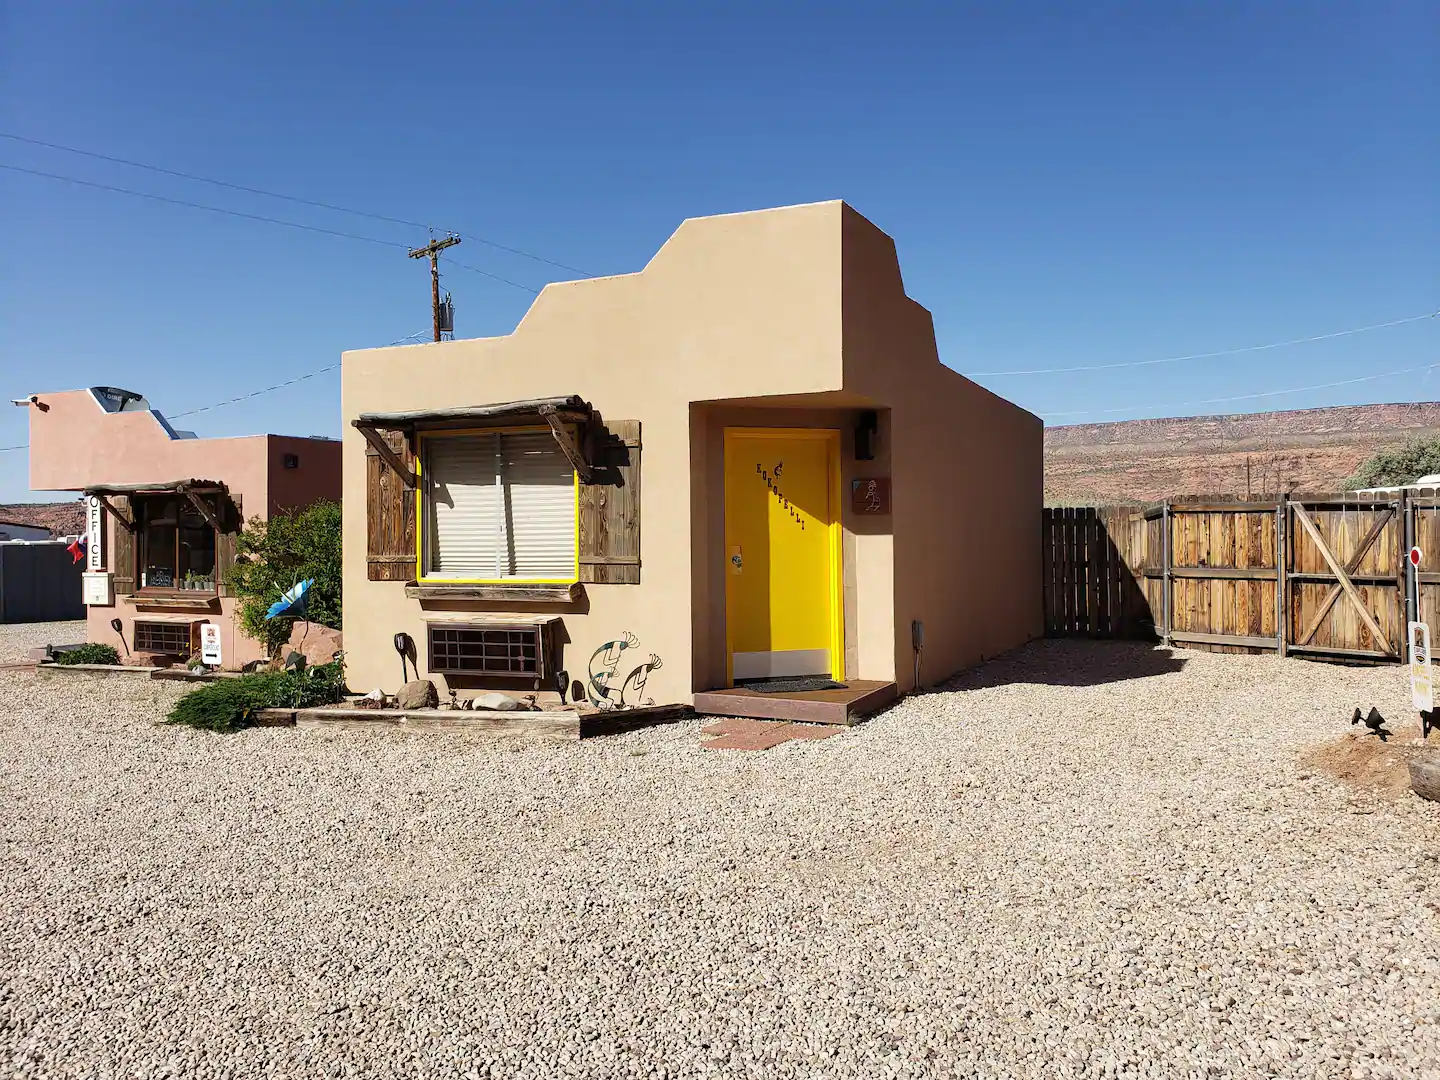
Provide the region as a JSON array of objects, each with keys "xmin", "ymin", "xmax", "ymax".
[
  {"xmin": 408, "ymin": 235, "xmax": 461, "ymax": 341},
  {"xmin": 1246, "ymin": 455, "xmax": 1252, "ymax": 499}
]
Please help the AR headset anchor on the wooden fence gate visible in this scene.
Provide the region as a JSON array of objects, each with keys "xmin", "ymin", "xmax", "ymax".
[{"xmin": 1044, "ymin": 493, "xmax": 1417, "ymax": 662}]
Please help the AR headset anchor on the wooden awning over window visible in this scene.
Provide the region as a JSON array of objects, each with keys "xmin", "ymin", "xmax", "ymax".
[
  {"xmin": 353, "ymin": 396, "xmax": 596, "ymax": 484},
  {"xmin": 83, "ymin": 479, "xmax": 231, "ymax": 533}
]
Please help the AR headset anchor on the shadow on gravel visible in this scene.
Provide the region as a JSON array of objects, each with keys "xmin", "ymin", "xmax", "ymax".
[{"xmin": 939, "ymin": 639, "xmax": 1187, "ymax": 691}]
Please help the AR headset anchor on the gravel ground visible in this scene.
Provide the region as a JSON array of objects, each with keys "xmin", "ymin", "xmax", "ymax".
[
  {"xmin": 1, "ymin": 625, "xmax": 1438, "ymax": 1079},
  {"xmin": 0, "ymin": 620, "xmax": 84, "ymax": 663}
]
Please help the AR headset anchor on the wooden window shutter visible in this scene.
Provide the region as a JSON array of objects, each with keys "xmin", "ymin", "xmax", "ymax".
[
  {"xmin": 579, "ymin": 420, "xmax": 640, "ymax": 584},
  {"xmin": 110, "ymin": 496, "xmax": 135, "ymax": 597},
  {"xmin": 366, "ymin": 431, "xmax": 417, "ymax": 581},
  {"xmin": 216, "ymin": 494, "xmax": 243, "ymax": 597}
]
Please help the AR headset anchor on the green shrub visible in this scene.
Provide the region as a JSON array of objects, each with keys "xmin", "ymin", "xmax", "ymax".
[
  {"xmin": 53, "ymin": 643, "xmax": 121, "ymax": 666},
  {"xmin": 225, "ymin": 500, "xmax": 342, "ymax": 653},
  {"xmin": 164, "ymin": 659, "xmax": 347, "ymax": 733},
  {"xmin": 165, "ymin": 674, "xmax": 282, "ymax": 733},
  {"xmin": 1346, "ymin": 436, "xmax": 1440, "ymax": 490}
]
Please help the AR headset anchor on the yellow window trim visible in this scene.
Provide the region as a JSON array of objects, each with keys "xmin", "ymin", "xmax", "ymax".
[{"xmin": 414, "ymin": 425, "xmax": 582, "ymax": 586}]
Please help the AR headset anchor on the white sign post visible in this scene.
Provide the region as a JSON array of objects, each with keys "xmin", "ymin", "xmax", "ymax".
[
  {"xmin": 200, "ymin": 623, "xmax": 223, "ymax": 668},
  {"xmin": 1409, "ymin": 621, "xmax": 1432, "ymax": 713},
  {"xmin": 85, "ymin": 496, "xmax": 104, "ymax": 572}
]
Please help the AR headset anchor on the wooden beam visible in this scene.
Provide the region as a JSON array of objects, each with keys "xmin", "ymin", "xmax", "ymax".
[
  {"xmin": 1286, "ymin": 644, "xmax": 1396, "ymax": 662},
  {"xmin": 537, "ymin": 405, "xmax": 593, "ymax": 482},
  {"xmin": 1168, "ymin": 502, "xmax": 1283, "ymax": 514},
  {"xmin": 1288, "ymin": 571, "xmax": 1396, "ymax": 584},
  {"xmin": 1167, "ymin": 566, "xmax": 1278, "ymax": 580},
  {"xmin": 1293, "ymin": 507, "xmax": 1394, "ymax": 647},
  {"xmin": 353, "ymin": 421, "xmax": 416, "ymax": 488},
  {"xmin": 405, "ymin": 582, "xmax": 579, "ymax": 602},
  {"xmin": 96, "ymin": 495, "xmax": 135, "ymax": 532},
  {"xmin": 180, "ymin": 487, "xmax": 222, "ymax": 532},
  {"xmin": 1168, "ymin": 631, "xmax": 1279, "ymax": 649},
  {"xmin": 1290, "ymin": 503, "xmax": 1389, "ymax": 650}
]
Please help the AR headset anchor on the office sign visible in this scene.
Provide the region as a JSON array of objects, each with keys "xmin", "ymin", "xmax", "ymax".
[{"xmin": 86, "ymin": 496, "xmax": 104, "ymax": 572}]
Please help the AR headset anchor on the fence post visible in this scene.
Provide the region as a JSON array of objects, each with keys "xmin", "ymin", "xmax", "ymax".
[
  {"xmin": 1403, "ymin": 489, "xmax": 1416, "ymax": 633},
  {"xmin": 1161, "ymin": 499, "xmax": 1172, "ymax": 646},
  {"xmin": 1276, "ymin": 498, "xmax": 1287, "ymax": 658}
]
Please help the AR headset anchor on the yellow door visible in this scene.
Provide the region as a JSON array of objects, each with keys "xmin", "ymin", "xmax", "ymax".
[{"xmin": 724, "ymin": 429, "xmax": 841, "ymax": 683}]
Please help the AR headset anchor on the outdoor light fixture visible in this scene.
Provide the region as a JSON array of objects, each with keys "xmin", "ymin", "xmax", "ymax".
[
  {"xmin": 109, "ymin": 617, "xmax": 129, "ymax": 657},
  {"xmin": 855, "ymin": 411, "xmax": 878, "ymax": 461},
  {"xmin": 393, "ymin": 632, "xmax": 414, "ymax": 684}
]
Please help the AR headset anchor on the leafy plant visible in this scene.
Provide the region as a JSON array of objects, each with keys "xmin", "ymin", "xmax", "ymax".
[
  {"xmin": 225, "ymin": 500, "xmax": 342, "ymax": 652},
  {"xmin": 1346, "ymin": 437, "xmax": 1440, "ymax": 490},
  {"xmin": 165, "ymin": 658, "xmax": 347, "ymax": 733},
  {"xmin": 53, "ymin": 643, "xmax": 121, "ymax": 666}
]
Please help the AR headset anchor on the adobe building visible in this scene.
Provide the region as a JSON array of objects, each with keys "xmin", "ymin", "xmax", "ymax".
[
  {"xmin": 342, "ymin": 201, "xmax": 1041, "ymax": 721},
  {"xmin": 23, "ymin": 386, "xmax": 341, "ymax": 668}
]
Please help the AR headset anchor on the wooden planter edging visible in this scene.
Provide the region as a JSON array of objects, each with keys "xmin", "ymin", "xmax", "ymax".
[
  {"xmin": 255, "ymin": 702, "xmax": 692, "ymax": 741},
  {"xmin": 36, "ymin": 662, "xmax": 241, "ymax": 682}
]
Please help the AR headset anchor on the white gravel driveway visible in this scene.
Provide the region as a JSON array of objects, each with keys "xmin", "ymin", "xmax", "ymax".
[{"xmin": 1, "ymin": 627, "xmax": 1437, "ymax": 1079}]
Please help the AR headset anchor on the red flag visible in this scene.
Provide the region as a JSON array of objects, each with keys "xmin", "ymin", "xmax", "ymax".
[{"xmin": 67, "ymin": 536, "xmax": 87, "ymax": 565}]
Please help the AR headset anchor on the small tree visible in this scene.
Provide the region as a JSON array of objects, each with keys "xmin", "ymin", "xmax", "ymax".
[
  {"xmin": 1345, "ymin": 436, "xmax": 1440, "ymax": 490},
  {"xmin": 225, "ymin": 500, "xmax": 342, "ymax": 652}
]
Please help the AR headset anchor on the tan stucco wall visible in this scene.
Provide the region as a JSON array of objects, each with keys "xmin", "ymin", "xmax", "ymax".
[
  {"xmin": 840, "ymin": 205, "xmax": 1044, "ymax": 686},
  {"xmin": 342, "ymin": 200, "xmax": 1040, "ymax": 702},
  {"xmin": 25, "ymin": 390, "xmax": 343, "ymax": 668}
]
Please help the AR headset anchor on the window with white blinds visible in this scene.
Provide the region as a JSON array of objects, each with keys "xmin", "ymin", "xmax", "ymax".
[{"xmin": 424, "ymin": 431, "xmax": 577, "ymax": 580}]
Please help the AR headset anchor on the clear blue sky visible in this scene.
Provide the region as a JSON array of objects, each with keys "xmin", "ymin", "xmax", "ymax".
[{"xmin": 1, "ymin": 3, "xmax": 1435, "ymax": 501}]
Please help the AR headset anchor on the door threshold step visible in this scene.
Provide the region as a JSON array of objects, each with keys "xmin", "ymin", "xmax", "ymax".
[{"xmin": 693, "ymin": 680, "xmax": 897, "ymax": 726}]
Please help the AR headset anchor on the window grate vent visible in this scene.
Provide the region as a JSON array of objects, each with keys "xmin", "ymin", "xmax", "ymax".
[
  {"xmin": 428, "ymin": 625, "xmax": 544, "ymax": 678},
  {"xmin": 134, "ymin": 621, "xmax": 193, "ymax": 655}
]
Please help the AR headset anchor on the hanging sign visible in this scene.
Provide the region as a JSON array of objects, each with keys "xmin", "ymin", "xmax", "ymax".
[
  {"xmin": 86, "ymin": 496, "xmax": 104, "ymax": 572},
  {"xmin": 1409, "ymin": 621, "xmax": 1432, "ymax": 713},
  {"xmin": 199, "ymin": 623, "xmax": 223, "ymax": 667}
]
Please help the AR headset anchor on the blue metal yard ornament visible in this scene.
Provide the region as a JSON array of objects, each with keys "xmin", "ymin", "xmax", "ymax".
[{"xmin": 265, "ymin": 579, "xmax": 314, "ymax": 621}]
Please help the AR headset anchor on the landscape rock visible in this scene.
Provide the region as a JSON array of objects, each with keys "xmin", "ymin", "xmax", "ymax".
[
  {"xmin": 394, "ymin": 679, "xmax": 438, "ymax": 710},
  {"xmin": 284, "ymin": 621, "xmax": 343, "ymax": 668},
  {"xmin": 473, "ymin": 692, "xmax": 522, "ymax": 711}
]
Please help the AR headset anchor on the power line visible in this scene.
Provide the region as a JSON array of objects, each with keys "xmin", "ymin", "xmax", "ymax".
[
  {"xmin": 0, "ymin": 162, "xmax": 411, "ymax": 249},
  {"xmin": 1, "ymin": 162, "xmax": 552, "ymax": 294},
  {"xmin": 968, "ymin": 310, "xmax": 1438, "ymax": 377},
  {"xmin": 448, "ymin": 259, "xmax": 542, "ymax": 295},
  {"xmin": 1041, "ymin": 361, "xmax": 1438, "ymax": 421},
  {"xmin": 0, "ymin": 130, "xmax": 591, "ymax": 276},
  {"xmin": 0, "ymin": 331, "xmax": 430, "ymax": 452}
]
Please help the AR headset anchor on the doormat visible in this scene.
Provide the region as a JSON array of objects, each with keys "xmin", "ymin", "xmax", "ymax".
[{"xmin": 745, "ymin": 677, "xmax": 848, "ymax": 694}]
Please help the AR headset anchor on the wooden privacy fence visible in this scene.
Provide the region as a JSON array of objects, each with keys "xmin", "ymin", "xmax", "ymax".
[{"xmin": 1044, "ymin": 492, "xmax": 1430, "ymax": 662}]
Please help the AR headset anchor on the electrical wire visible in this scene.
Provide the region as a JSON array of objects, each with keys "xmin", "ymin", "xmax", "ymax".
[
  {"xmin": 1, "ymin": 162, "xmax": 554, "ymax": 293},
  {"xmin": 968, "ymin": 310, "xmax": 1439, "ymax": 377},
  {"xmin": 0, "ymin": 161, "xmax": 411, "ymax": 249},
  {"xmin": 0, "ymin": 332, "xmax": 431, "ymax": 452},
  {"xmin": 0, "ymin": 130, "xmax": 592, "ymax": 276},
  {"xmin": 1041, "ymin": 361, "xmax": 1438, "ymax": 421}
]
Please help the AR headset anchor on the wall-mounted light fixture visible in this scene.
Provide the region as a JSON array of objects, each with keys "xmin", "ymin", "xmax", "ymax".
[{"xmin": 855, "ymin": 411, "xmax": 878, "ymax": 461}]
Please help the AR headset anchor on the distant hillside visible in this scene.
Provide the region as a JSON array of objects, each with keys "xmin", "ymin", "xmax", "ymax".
[
  {"xmin": 1045, "ymin": 402, "xmax": 1440, "ymax": 504},
  {"xmin": 0, "ymin": 501, "xmax": 85, "ymax": 538}
]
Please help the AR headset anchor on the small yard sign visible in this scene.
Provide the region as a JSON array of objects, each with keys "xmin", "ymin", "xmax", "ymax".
[
  {"xmin": 200, "ymin": 623, "xmax": 223, "ymax": 667},
  {"xmin": 1409, "ymin": 621, "xmax": 1432, "ymax": 713},
  {"xmin": 1411, "ymin": 547, "xmax": 1424, "ymax": 568}
]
